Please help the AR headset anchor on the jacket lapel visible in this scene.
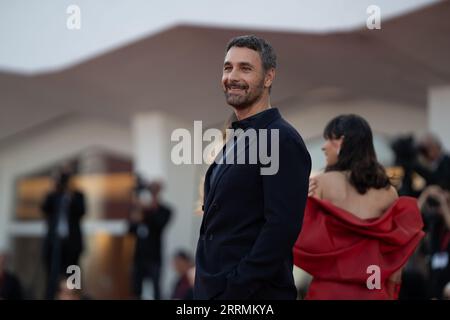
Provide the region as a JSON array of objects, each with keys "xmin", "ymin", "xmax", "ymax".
[
  {"xmin": 203, "ymin": 140, "xmax": 230, "ymax": 212},
  {"xmin": 203, "ymin": 133, "xmax": 257, "ymax": 214},
  {"xmin": 203, "ymin": 161, "xmax": 215, "ymax": 209}
]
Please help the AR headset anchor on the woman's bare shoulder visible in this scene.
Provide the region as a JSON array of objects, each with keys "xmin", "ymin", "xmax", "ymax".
[
  {"xmin": 313, "ymin": 171, "xmax": 347, "ymax": 199},
  {"xmin": 315, "ymin": 171, "xmax": 347, "ymax": 185},
  {"xmin": 385, "ymin": 185, "xmax": 399, "ymax": 202},
  {"xmin": 370, "ymin": 185, "xmax": 399, "ymax": 211}
]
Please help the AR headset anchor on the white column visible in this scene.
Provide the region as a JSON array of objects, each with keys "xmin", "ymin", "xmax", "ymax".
[
  {"xmin": 131, "ymin": 111, "xmax": 198, "ymax": 299},
  {"xmin": 429, "ymin": 85, "xmax": 450, "ymax": 151},
  {"xmin": 132, "ymin": 112, "xmax": 168, "ymax": 182},
  {"xmin": 0, "ymin": 165, "xmax": 9, "ymax": 252}
]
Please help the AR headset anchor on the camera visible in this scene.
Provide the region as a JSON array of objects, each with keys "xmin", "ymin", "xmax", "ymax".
[
  {"xmin": 426, "ymin": 196, "xmax": 441, "ymax": 209},
  {"xmin": 133, "ymin": 173, "xmax": 147, "ymax": 196}
]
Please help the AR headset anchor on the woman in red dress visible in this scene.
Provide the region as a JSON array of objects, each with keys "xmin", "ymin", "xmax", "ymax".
[{"xmin": 294, "ymin": 114, "xmax": 425, "ymax": 300}]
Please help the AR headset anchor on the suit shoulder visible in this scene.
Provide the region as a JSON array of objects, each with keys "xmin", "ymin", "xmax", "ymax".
[
  {"xmin": 268, "ymin": 117, "xmax": 309, "ymax": 155},
  {"xmin": 267, "ymin": 118, "xmax": 311, "ymax": 170},
  {"xmin": 269, "ymin": 118, "xmax": 303, "ymax": 142}
]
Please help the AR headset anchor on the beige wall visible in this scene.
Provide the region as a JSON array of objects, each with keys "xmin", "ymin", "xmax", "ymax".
[
  {"xmin": 429, "ymin": 85, "xmax": 450, "ymax": 151},
  {"xmin": 284, "ymin": 100, "xmax": 427, "ymax": 141},
  {"xmin": 282, "ymin": 100, "xmax": 428, "ymax": 172}
]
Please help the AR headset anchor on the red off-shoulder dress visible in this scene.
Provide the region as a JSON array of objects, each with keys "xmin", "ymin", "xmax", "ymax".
[{"xmin": 294, "ymin": 196, "xmax": 425, "ymax": 300}]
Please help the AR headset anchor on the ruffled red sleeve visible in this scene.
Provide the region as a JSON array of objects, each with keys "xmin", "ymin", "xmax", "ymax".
[{"xmin": 293, "ymin": 196, "xmax": 425, "ymax": 300}]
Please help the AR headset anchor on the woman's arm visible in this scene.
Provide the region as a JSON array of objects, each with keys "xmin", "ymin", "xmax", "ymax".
[{"xmin": 308, "ymin": 174, "xmax": 323, "ymax": 199}]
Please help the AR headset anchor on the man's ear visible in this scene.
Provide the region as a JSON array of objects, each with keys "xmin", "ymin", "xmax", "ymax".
[{"xmin": 264, "ymin": 68, "xmax": 275, "ymax": 89}]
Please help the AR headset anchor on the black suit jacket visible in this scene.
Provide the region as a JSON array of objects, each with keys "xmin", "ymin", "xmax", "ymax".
[{"xmin": 194, "ymin": 108, "xmax": 311, "ymax": 300}]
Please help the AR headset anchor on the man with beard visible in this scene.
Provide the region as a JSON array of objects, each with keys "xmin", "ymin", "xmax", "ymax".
[{"xmin": 194, "ymin": 35, "xmax": 311, "ymax": 300}]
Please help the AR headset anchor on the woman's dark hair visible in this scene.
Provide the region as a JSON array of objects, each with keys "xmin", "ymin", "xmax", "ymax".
[{"xmin": 324, "ymin": 114, "xmax": 391, "ymax": 194}]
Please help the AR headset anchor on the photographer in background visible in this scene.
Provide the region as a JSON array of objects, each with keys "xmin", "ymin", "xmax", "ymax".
[
  {"xmin": 418, "ymin": 185, "xmax": 450, "ymax": 299},
  {"xmin": 128, "ymin": 177, "xmax": 172, "ymax": 300},
  {"xmin": 391, "ymin": 135, "xmax": 418, "ymax": 196},
  {"xmin": 41, "ymin": 167, "xmax": 86, "ymax": 300},
  {"xmin": 391, "ymin": 133, "xmax": 450, "ymax": 196},
  {"xmin": 414, "ymin": 134, "xmax": 450, "ymax": 192},
  {"xmin": 170, "ymin": 250, "xmax": 194, "ymax": 300},
  {"xmin": 392, "ymin": 134, "xmax": 450, "ymax": 299}
]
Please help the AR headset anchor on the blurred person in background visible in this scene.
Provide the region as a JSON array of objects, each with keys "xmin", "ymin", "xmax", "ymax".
[
  {"xmin": 55, "ymin": 275, "xmax": 91, "ymax": 300},
  {"xmin": 41, "ymin": 166, "xmax": 86, "ymax": 300},
  {"xmin": 129, "ymin": 179, "xmax": 172, "ymax": 300},
  {"xmin": 296, "ymin": 114, "xmax": 425, "ymax": 299},
  {"xmin": 397, "ymin": 229, "xmax": 429, "ymax": 301},
  {"xmin": 391, "ymin": 133, "xmax": 450, "ymax": 196},
  {"xmin": 414, "ymin": 134, "xmax": 450, "ymax": 191},
  {"xmin": 55, "ymin": 276, "xmax": 81, "ymax": 300},
  {"xmin": 0, "ymin": 251, "xmax": 23, "ymax": 300},
  {"xmin": 171, "ymin": 250, "xmax": 194, "ymax": 300},
  {"xmin": 397, "ymin": 230, "xmax": 430, "ymax": 300},
  {"xmin": 418, "ymin": 185, "xmax": 450, "ymax": 299}
]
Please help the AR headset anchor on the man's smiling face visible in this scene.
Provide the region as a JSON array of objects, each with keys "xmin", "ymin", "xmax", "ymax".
[{"xmin": 222, "ymin": 46, "xmax": 266, "ymax": 109}]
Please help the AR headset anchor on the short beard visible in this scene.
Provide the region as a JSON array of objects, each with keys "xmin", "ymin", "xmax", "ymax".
[{"xmin": 224, "ymin": 79, "xmax": 265, "ymax": 110}]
